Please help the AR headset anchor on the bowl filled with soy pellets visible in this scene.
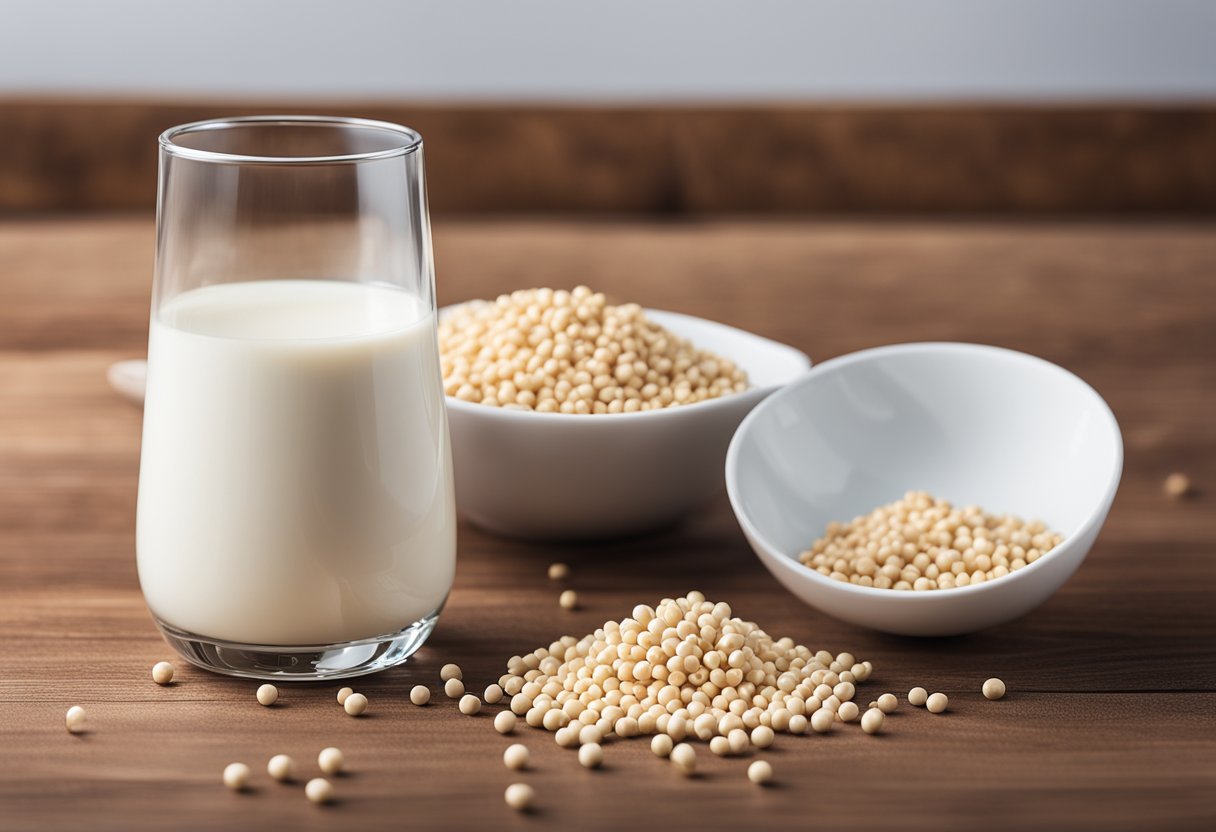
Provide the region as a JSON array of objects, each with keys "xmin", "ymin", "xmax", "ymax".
[
  {"xmin": 726, "ymin": 342, "xmax": 1123, "ymax": 635},
  {"xmin": 438, "ymin": 287, "xmax": 809, "ymax": 539}
]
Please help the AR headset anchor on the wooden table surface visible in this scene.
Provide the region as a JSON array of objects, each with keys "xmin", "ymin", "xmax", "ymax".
[{"xmin": 2, "ymin": 217, "xmax": 1214, "ymax": 832}]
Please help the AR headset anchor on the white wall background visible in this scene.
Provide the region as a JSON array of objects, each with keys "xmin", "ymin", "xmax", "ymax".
[{"xmin": 2, "ymin": 0, "xmax": 1215, "ymax": 101}]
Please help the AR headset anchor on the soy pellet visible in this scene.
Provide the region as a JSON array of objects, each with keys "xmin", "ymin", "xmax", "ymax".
[
  {"xmin": 305, "ymin": 778, "xmax": 333, "ymax": 805},
  {"xmin": 410, "ymin": 685, "xmax": 430, "ymax": 706},
  {"xmin": 555, "ymin": 725, "xmax": 580, "ymax": 747},
  {"xmin": 318, "ymin": 747, "xmax": 344, "ymax": 775},
  {"xmin": 222, "ymin": 762, "xmax": 250, "ymax": 791},
  {"xmin": 444, "ymin": 678, "xmax": 464, "ymax": 699},
  {"xmin": 651, "ymin": 734, "xmax": 674, "ymax": 757},
  {"xmin": 788, "ymin": 713, "xmax": 808, "ymax": 734},
  {"xmin": 710, "ymin": 735, "xmax": 731, "ymax": 756},
  {"xmin": 1164, "ymin": 472, "xmax": 1192, "ymax": 499},
  {"xmin": 65, "ymin": 705, "xmax": 85, "ymax": 734},
  {"xmin": 336, "ymin": 687, "xmax": 353, "ymax": 705},
  {"xmin": 876, "ymin": 693, "xmax": 898, "ymax": 713},
  {"xmin": 151, "ymin": 661, "xmax": 175, "ymax": 686},
  {"xmin": 810, "ymin": 708, "xmax": 834, "ymax": 733},
  {"xmin": 751, "ymin": 725, "xmax": 775, "ymax": 748},
  {"xmin": 748, "ymin": 759, "xmax": 773, "ymax": 785},
  {"xmin": 267, "ymin": 754, "xmax": 294, "ymax": 782},
  {"xmin": 983, "ymin": 678, "xmax": 1007, "ymax": 700},
  {"xmin": 578, "ymin": 724, "xmax": 602, "ymax": 746},
  {"xmin": 343, "ymin": 692, "xmax": 368, "ymax": 716},
  {"xmin": 578, "ymin": 742, "xmax": 604, "ymax": 769},
  {"xmin": 908, "ymin": 687, "xmax": 928, "ymax": 707},
  {"xmin": 256, "ymin": 684, "xmax": 278, "ymax": 706},
  {"xmin": 494, "ymin": 710, "xmax": 517, "ymax": 735},
  {"xmin": 504, "ymin": 783, "xmax": 534, "ymax": 811},
  {"xmin": 861, "ymin": 708, "xmax": 885, "ymax": 734},
  {"xmin": 559, "ymin": 590, "xmax": 578, "ymax": 610},
  {"xmin": 728, "ymin": 728, "xmax": 750, "ymax": 753},
  {"xmin": 440, "ymin": 663, "xmax": 462, "ymax": 682},
  {"xmin": 548, "ymin": 562, "xmax": 570, "ymax": 580},
  {"xmin": 503, "ymin": 743, "xmax": 530, "ymax": 770},
  {"xmin": 670, "ymin": 742, "xmax": 696, "ymax": 775},
  {"xmin": 926, "ymin": 692, "xmax": 949, "ymax": 713},
  {"xmin": 459, "ymin": 694, "xmax": 482, "ymax": 715},
  {"xmin": 483, "ymin": 683, "xmax": 504, "ymax": 704},
  {"xmin": 838, "ymin": 701, "xmax": 860, "ymax": 722}
]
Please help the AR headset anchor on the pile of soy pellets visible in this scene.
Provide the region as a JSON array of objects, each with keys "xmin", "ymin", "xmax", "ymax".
[
  {"xmin": 495, "ymin": 591, "xmax": 873, "ymax": 754},
  {"xmin": 438, "ymin": 286, "xmax": 749, "ymax": 413}
]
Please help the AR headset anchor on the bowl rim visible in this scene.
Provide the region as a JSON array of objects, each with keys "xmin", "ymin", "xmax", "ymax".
[
  {"xmin": 440, "ymin": 304, "xmax": 811, "ymax": 423},
  {"xmin": 725, "ymin": 341, "xmax": 1124, "ymax": 602}
]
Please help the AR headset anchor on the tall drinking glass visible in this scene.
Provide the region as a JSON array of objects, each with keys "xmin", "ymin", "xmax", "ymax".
[{"xmin": 137, "ymin": 116, "xmax": 455, "ymax": 679}]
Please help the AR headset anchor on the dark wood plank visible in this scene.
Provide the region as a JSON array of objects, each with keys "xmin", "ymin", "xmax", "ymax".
[
  {"xmin": 2, "ymin": 101, "xmax": 1215, "ymax": 215},
  {"xmin": 1, "ymin": 218, "xmax": 1214, "ymax": 831}
]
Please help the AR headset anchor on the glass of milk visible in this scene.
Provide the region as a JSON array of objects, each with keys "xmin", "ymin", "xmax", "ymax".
[{"xmin": 137, "ymin": 116, "xmax": 456, "ymax": 679}]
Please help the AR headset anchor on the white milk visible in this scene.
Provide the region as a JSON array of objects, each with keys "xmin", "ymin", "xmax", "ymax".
[{"xmin": 137, "ymin": 280, "xmax": 455, "ymax": 646}]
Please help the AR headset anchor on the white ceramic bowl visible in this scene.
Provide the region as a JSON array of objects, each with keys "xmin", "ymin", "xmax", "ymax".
[
  {"xmin": 726, "ymin": 342, "xmax": 1122, "ymax": 636},
  {"xmin": 445, "ymin": 307, "xmax": 810, "ymax": 539}
]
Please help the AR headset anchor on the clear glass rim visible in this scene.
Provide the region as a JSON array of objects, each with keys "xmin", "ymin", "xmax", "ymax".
[{"xmin": 159, "ymin": 115, "xmax": 423, "ymax": 165}]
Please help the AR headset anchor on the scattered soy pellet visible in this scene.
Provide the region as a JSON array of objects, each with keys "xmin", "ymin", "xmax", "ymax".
[
  {"xmin": 343, "ymin": 692, "xmax": 368, "ymax": 716},
  {"xmin": 483, "ymin": 684, "xmax": 504, "ymax": 704},
  {"xmin": 548, "ymin": 562, "xmax": 570, "ymax": 580},
  {"xmin": 305, "ymin": 778, "xmax": 333, "ymax": 804},
  {"xmin": 800, "ymin": 491, "xmax": 1064, "ymax": 590},
  {"xmin": 876, "ymin": 693, "xmax": 899, "ymax": 713},
  {"xmin": 444, "ymin": 678, "xmax": 465, "ymax": 699},
  {"xmin": 440, "ymin": 663, "xmax": 462, "ymax": 682},
  {"xmin": 709, "ymin": 735, "xmax": 731, "ymax": 756},
  {"xmin": 318, "ymin": 747, "xmax": 344, "ymax": 775},
  {"xmin": 151, "ymin": 661, "xmax": 175, "ymax": 686},
  {"xmin": 459, "ymin": 694, "xmax": 482, "ymax": 716},
  {"xmin": 670, "ymin": 743, "xmax": 696, "ymax": 775},
  {"xmin": 908, "ymin": 687, "xmax": 928, "ymax": 707},
  {"xmin": 409, "ymin": 685, "xmax": 430, "ymax": 706},
  {"xmin": 578, "ymin": 742, "xmax": 604, "ymax": 769},
  {"xmin": 838, "ymin": 701, "xmax": 860, "ymax": 722},
  {"xmin": 926, "ymin": 692, "xmax": 949, "ymax": 713},
  {"xmin": 555, "ymin": 725, "xmax": 580, "ymax": 747},
  {"xmin": 983, "ymin": 678, "xmax": 1007, "ymax": 700},
  {"xmin": 578, "ymin": 724, "xmax": 603, "ymax": 746},
  {"xmin": 503, "ymin": 743, "xmax": 530, "ymax": 771},
  {"xmin": 810, "ymin": 708, "xmax": 834, "ymax": 733},
  {"xmin": 267, "ymin": 754, "xmax": 294, "ymax": 782},
  {"xmin": 504, "ymin": 782, "xmax": 534, "ymax": 811},
  {"xmin": 222, "ymin": 762, "xmax": 250, "ymax": 791},
  {"xmin": 651, "ymin": 734, "xmax": 674, "ymax": 757},
  {"xmin": 787, "ymin": 713, "xmax": 808, "ymax": 734},
  {"xmin": 256, "ymin": 684, "xmax": 278, "ymax": 706},
  {"xmin": 336, "ymin": 687, "xmax": 353, "ymax": 705},
  {"xmin": 559, "ymin": 590, "xmax": 579, "ymax": 610},
  {"xmin": 747, "ymin": 760, "xmax": 773, "ymax": 785},
  {"xmin": 494, "ymin": 710, "xmax": 517, "ymax": 735},
  {"xmin": 751, "ymin": 725, "xmax": 775, "ymax": 748},
  {"xmin": 728, "ymin": 728, "xmax": 750, "ymax": 754},
  {"xmin": 65, "ymin": 705, "xmax": 86, "ymax": 734},
  {"xmin": 1164, "ymin": 472, "xmax": 1193, "ymax": 499},
  {"xmin": 861, "ymin": 708, "xmax": 885, "ymax": 734}
]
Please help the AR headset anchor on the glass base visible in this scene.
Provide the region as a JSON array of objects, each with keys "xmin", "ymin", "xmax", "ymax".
[{"xmin": 154, "ymin": 610, "xmax": 441, "ymax": 681}]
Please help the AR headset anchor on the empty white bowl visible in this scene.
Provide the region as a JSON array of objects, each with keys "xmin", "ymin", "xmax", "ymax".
[
  {"xmin": 446, "ymin": 308, "xmax": 810, "ymax": 539},
  {"xmin": 726, "ymin": 342, "xmax": 1122, "ymax": 636}
]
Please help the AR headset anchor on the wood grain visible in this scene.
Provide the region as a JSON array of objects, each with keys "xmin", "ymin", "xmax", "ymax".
[
  {"xmin": 2, "ymin": 101, "xmax": 1215, "ymax": 215},
  {"xmin": 1, "ymin": 218, "xmax": 1215, "ymax": 831}
]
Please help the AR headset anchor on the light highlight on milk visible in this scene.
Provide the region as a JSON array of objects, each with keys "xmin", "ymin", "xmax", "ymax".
[{"xmin": 137, "ymin": 280, "xmax": 455, "ymax": 646}]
